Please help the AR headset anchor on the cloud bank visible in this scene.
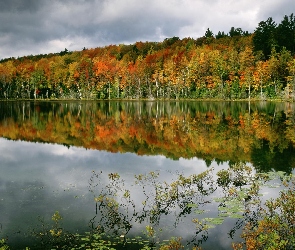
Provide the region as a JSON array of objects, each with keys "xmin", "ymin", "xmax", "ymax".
[{"xmin": 0, "ymin": 0, "xmax": 294, "ymax": 59}]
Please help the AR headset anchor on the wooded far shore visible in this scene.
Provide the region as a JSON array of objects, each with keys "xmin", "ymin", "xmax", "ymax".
[{"xmin": 0, "ymin": 13, "xmax": 295, "ymax": 101}]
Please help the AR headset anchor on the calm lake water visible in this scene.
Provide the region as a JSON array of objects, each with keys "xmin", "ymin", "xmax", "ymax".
[{"xmin": 0, "ymin": 100, "xmax": 294, "ymax": 249}]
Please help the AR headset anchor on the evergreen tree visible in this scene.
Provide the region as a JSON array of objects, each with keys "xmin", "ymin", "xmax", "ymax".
[
  {"xmin": 276, "ymin": 13, "xmax": 295, "ymax": 55},
  {"xmin": 253, "ymin": 17, "xmax": 277, "ymax": 59},
  {"xmin": 229, "ymin": 27, "xmax": 243, "ymax": 37},
  {"xmin": 205, "ymin": 28, "xmax": 214, "ymax": 38},
  {"xmin": 215, "ymin": 31, "xmax": 227, "ymax": 39}
]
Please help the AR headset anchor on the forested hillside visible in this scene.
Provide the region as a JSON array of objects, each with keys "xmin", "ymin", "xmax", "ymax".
[{"xmin": 0, "ymin": 14, "xmax": 295, "ymax": 100}]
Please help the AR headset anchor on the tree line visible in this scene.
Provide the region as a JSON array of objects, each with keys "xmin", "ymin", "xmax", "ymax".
[{"xmin": 0, "ymin": 13, "xmax": 295, "ymax": 100}]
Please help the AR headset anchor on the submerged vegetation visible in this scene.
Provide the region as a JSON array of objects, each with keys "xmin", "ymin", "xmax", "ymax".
[
  {"xmin": 0, "ymin": 164, "xmax": 294, "ymax": 249},
  {"xmin": 0, "ymin": 14, "xmax": 295, "ymax": 101}
]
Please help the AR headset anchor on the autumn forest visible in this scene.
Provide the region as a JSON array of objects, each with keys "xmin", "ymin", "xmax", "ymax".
[{"xmin": 0, "ymin": 14, "xmax": 295, "ymax": 101}]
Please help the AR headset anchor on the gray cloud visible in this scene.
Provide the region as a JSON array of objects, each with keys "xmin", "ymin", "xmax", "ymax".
[
  {"xmin": 0, "ymin": 0, "xmax": 42, "ymax": 12},
  {"xmin": 257, "ymin": 0, "xmax": 294, "ymax": 22},
  {"xmin": 0, "ymin": 0, "xmax": 294, "ymax": 59}
]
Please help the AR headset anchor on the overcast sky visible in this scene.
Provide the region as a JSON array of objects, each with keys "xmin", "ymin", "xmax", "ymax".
[{"xmin": 0, "ymin": 0, "xmax": 294, "ymax": 60}]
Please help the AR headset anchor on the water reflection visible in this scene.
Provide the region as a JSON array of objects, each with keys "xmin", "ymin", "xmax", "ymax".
[
  {"xmin": 88, "ymin": 167, "xmax": 223, "ymax": 247},
  {"xmin": 0, "ymin": 100, "xmax": 295, "ymax": 249},
  {"xmin": 0, "ymin": 100, "xmax": 295, "ymax": 172},
  {"xmin": 0, "ymin": 138, "xmax": 293, "ymax": 249},
  {"xmin": 0, "ymin": 137, "xmax": 217, "ymax": 249}
]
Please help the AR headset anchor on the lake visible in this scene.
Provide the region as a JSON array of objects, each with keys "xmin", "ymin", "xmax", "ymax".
[{"xmin": 0, "ymin": 100, "xmax": 294, "ymax": 249}]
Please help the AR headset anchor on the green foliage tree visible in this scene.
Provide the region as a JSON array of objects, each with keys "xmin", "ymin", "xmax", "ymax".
[
  {"xmin": 229, "ymin": 27, "xmax": 243, "ymax": 37},
  {"xmin": 253, "ymin": 17, "xmax": 277, "ymax": 59},
  {"xmin": 205, "ymin": 28, "xmax": 214, "ymax": 38},
  {"xmin": 215, "ymin": 31, "xmax": 227, "ymax": 39},
  {"xmin": 276, "ymin": 13, "xmax": 295, "ymax": 55}
]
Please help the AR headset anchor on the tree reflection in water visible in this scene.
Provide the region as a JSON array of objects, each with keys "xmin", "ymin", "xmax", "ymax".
[
  {"xmin": 0, "ymin": 100, "xmax": 295, "ymax": 248},
  {"xmin": 0, "ymin": 100, "xmax": 295, "ymax": 173}
]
